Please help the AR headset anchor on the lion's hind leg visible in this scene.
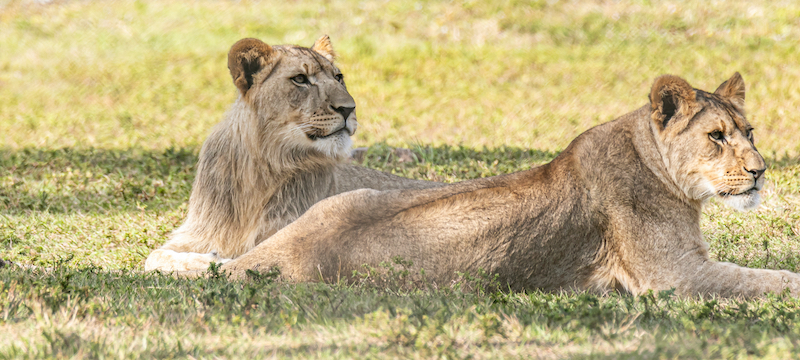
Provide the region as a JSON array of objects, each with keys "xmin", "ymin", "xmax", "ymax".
[{"xmin": 218, "ymin": 189, "xmax": 387, "ymax": 282}]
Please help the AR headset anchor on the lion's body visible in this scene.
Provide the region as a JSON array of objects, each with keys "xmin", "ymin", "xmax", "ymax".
[
  {"xmin": 144, "ymin": 37, "xmax": 439, "ymax": 271},
  {"xmin": 216, "ymin": 74, "xmax": 800, "ymax": 298}
]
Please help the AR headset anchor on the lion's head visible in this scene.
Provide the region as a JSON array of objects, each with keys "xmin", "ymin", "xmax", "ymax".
[
  {"xmin": 648, "ymin": 73, "xmax": 766, "ymax": 211},
  {"xmin": 227, "ymin": 35, "xmax": 356, "ymax": 160}
]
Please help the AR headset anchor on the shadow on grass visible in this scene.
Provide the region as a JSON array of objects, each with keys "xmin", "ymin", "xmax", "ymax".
[
  {"xmin": 3, "ymin": 267, "xmax": 800, "ymax": 358},
  {"xmin": 0, "ymin": 145, "xmax": 562, "ymax": 215},
  {"xmin": 1, "ymin": 146, "xmax": 796, "ymax": 215},
  {"xmin": 0, "ymin": 147, "xmax": 199, "ymax": 214}
]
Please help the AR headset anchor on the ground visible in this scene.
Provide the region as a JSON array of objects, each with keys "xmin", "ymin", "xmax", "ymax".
[{"xmin": 1, "ymin": 0, "xmax": 799, "ymax": 358}]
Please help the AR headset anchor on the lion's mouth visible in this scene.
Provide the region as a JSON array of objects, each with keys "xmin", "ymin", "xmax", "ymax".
[
  {"xmin": 718, "ymin": 187, "xmax": 759, "ymax": 198},
  {"xmin": 307, "ymin": 126, "xmax": 349, "ymax": 141}
]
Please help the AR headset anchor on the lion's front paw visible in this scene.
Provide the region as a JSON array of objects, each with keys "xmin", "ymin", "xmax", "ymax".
[
  {"xmin": 177, "ymin": 251, "xmax": 233, "ymax": 272},
  {"xmin": 145, "ymin": 249, "xmax": 234, "ymax": 272},
  {"xmin": 208, "ymin": 250, "xmax": 233, "ymax": 265}
]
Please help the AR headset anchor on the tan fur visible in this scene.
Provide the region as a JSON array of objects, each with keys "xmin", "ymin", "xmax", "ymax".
[
  {"xmin": 144, "ymin": 36, "xmax": 441, "ymax": 272},
  {"xmin": 311, "ymin": 35, "xmax": 337, "ymax": 62},
  {"xmin": 207, "ymin": 73, "xmax": 799, "ymax": 298}
]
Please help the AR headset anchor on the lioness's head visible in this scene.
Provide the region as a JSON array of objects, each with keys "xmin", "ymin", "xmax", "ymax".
[
  {"xmin": 648, "ymin": 73, "xmax": 765, "ymax": 211},
  {"xmin": 228, "ymin": 35, "xmax": 356, "ymax": 159}
]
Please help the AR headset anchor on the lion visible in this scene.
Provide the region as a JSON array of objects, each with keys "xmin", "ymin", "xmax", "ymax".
[
  {"xmin": 144, "ymin": 36, "xmax": 441, "ymax": 272},
  {"xmin": 206, "ymin": 73, "xmax": 800, "ymax": 298}
]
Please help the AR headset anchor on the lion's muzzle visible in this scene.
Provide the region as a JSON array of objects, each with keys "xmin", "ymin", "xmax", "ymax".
[{"xmin": 335, "ymin": 106, "xmax": 357, "ymax": 136}]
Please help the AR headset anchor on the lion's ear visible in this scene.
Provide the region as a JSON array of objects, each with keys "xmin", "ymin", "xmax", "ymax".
[
  {"xmin": 649, "ymin": 75, "xmax": 700, "ymax": 131},
  {"xmin": 714, "ymin": 72, "xmax": 745, "ymax": 113},
  {"xmin": 311, "ymin": 35, "xmax": 337, "ymax": 62},
  {"xmin": 228, "ymin": 38, "xmax": 274, "ymax": 96}
]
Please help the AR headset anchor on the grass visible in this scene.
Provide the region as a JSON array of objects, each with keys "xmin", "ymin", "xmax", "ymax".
[
  {"xmin": 5, "ymin": 266, "xmax": 800, "ymax": 359},
  {"xmin": 1, "ymin": 0, "xmax": 799, "ymax": 358}
]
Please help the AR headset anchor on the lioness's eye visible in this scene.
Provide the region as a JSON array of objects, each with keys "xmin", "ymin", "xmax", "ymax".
[
  {"xmin": 747, "ymin": 129, "xmax": 754, "ymax": 141},
  {"xmin": 291, "ymin": 74, "xmax": 309, "ymax": 84},
  {"xmin": 709, "ymin": 130, "xmax": 725, "ymax": 142},
  {"xmin": 334, "ymin": 73, "xmax": 344, "ymax": 82}
]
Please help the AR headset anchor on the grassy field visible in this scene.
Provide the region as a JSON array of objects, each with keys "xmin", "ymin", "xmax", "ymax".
[{"xmin": 1, "ymin": 0, "xmax": 800, "ymax": 358}]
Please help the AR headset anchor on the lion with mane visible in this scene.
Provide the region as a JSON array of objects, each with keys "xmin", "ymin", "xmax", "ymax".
[{"xmin": 145, "ymin": 36, "xmax": 440, "ymax": 271}]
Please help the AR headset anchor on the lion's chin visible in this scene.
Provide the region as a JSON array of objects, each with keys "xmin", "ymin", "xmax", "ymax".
[
  {"xmin": 310, "ymin": 130, "xmax": 353, "ymax": 160},
  {"xmin": 719, "ymin": 189, "xmax": 761, "ymax": 211}
]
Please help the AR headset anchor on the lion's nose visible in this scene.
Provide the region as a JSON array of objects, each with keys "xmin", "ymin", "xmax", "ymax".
[
  {"xmin": 334, "ymin": 106, "xmax": 355, "ymax": 120},
  {"xmin": 746, "ymin": 167, "xmax": 765, "ymax": 180}
]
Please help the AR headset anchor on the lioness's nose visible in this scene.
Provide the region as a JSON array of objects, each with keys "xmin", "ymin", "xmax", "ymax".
[
  {"xmin": 746, "ymin": 167, "xmax": 765, "ymax": 180},
  {"xmin": 335, "ymin": 106, "xmax": 355, "ymax": 120}
]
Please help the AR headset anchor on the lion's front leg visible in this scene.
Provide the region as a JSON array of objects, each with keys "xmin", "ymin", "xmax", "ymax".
[
  {"xmin": 677, "ymin": 261, "xmax": 800, "ymax": 298},
  {"xmin": 144, "ymin": 249, "xmax": 233, "ymax": 272}
]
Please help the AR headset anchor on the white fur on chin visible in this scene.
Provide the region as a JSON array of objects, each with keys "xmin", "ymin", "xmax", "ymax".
[
  {"xmin": 720, "ymin": 190, "xmax": 761, "ymax": 211},
  {"xmin": 311, "ymin": 131, "xmax": 352, "ymax": 159}
]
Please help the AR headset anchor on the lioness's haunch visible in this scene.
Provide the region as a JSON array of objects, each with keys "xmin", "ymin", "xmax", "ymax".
[
  {"xmin": 212, "ymin": 73, "xmax": 800, "ymax": 298},
  {"xmin": 144, "ymin": 36, "xmax": 441, "ymax": 272}
]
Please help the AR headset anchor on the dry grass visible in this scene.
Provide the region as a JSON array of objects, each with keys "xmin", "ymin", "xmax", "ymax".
[
  {"xmin": 1, "ymin": 0, "xmax": 799, "ymax": 155},
  {"xmin": 1, "ymin": 0, "xmax": 799, "ymax": 358}
]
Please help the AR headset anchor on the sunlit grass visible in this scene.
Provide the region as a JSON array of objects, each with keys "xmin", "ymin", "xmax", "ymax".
[
  {"xmin": 1, "ymin": 0, "xmax": 799, "ymax": 358},
  {"xmin": 1, "ymin": 0, "xmax": 799, "ymax": 154}
]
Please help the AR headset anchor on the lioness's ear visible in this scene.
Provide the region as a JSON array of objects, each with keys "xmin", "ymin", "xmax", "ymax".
[
  {"xmin": 649, "ymin": 75, "xmax": 700, "ymax": 131},
  {"xmin": 714, "ymin": 72, "xmax": 745, "ymax": 113},
  {"xmin": 311, "ymin": 35, "xmax": 337, "ymax": 62},
  {"xmin": 228, "ymin": 38, "xmax": 274, "ymax": 96}
]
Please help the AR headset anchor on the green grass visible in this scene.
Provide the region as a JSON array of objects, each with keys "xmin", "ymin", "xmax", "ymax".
[
  {"xmin": 5, "ymin": 266, "xmax": 800, "ymax": 359},
  {"xmin": 1, "ymin": 0, "xmax": 800, "ymax": 358}
]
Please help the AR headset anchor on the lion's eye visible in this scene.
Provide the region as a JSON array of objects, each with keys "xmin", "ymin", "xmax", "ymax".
[
  {"xmin": 747, "ymin": 129, "xmax": 754, "ymax": 142},
  {"xmin": 291, "ymin": 74, "xmax": 309, "ymax": 85},
  {"xmin": 709, "ymin": 130, "xmax": 725, "ymax": 143},
  {"xmin": 334, "ymin": 73, "xmax": 344, "ymax": 83}
]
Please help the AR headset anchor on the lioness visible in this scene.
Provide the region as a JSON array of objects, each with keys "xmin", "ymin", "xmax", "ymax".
[
  {"xmin": 211, "ymin": 73, "xmax": 800, "ymax": 298},
  {"xmin": 145, "ymin": 36, "xmax": 441, "ymax": 272}
]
